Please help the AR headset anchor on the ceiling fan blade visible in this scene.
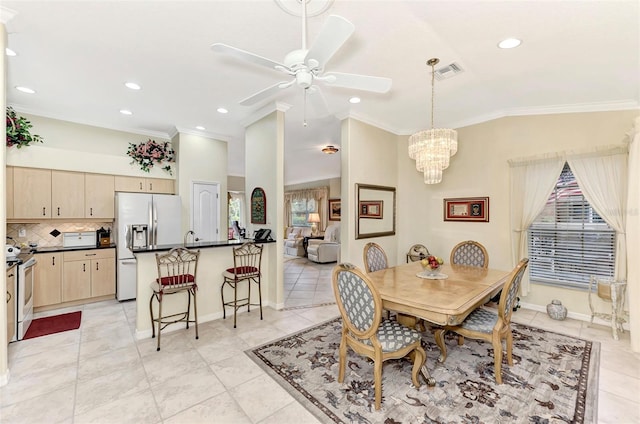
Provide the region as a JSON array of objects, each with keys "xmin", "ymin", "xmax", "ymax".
[
  {"xmin": 323, "ymin": 72, "xmax": 392, "ymax": 93},
  {"xmin": 304, "ymin": 15, "xmax": 355, "ymax": 68},
  {"xmin": 211, "ymin": 43, "xmax": 286, "ymax": 71},
  {"xmin": 239, "ymin": 80, "xmax": 291, "ymax": 106}
]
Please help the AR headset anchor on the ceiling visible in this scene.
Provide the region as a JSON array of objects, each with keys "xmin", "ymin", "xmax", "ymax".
[{"xmin": 3, "ymin": 1, "xmax": 639, "ymax": 185}]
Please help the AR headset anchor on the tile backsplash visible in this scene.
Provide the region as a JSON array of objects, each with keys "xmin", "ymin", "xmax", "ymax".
[{"xmin": 6, "ymin": 222, "xmax": 113, "ymax": 248}]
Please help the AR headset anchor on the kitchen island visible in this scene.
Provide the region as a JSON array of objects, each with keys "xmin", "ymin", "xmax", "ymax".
[{"xmin": 131, "ymin": 239, "xmax": 278, "ymax": 338}]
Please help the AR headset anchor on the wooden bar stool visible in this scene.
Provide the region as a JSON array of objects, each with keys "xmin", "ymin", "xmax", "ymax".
[
  {"xmin": 221, "ymin": 242, "xmax": 263, "ymax": 328},
  {"xmin": 149, "ymin": 247, "xmax": 200, "ymax": 351}
]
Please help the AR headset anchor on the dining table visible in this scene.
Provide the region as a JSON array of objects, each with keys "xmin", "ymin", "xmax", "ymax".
[{"xmin": 367, "ymin": 261, "xmax": 512, "ymax": 385}]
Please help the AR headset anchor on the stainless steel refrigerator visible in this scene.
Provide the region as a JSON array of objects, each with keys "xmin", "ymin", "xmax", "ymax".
[{"xmin": 115, "ymin": 192, "xmax": 182, "ymax": 301}]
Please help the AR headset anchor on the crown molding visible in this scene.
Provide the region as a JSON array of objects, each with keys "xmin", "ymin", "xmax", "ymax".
[
  {"xmin": 172, "ymin": 126, "xmax": 232, "ymax": 142},
  {"xmin": 240, "ymin": 101, "xmax": 292, "ymax": 128}
]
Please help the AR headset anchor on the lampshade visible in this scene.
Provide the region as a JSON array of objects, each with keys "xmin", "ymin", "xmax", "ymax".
[
  {"xmin": 308, "ymin": 213, "xmax": 320, "ymax": 223},
  {"xmin": 408, "ymin": 58, "xmax": 458, "ymax": 184}
]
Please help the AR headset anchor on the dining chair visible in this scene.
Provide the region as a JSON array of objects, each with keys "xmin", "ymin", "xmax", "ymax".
[
  {"xmin": 588, "ymin": 276, "xmax": 628, "ymax": 340},
  {"xmin": 363, "ymin": 242, "xmax": 388, "ymax": 273},
  {"xmin": 221, "ymin": 242, "xmax": 263, "ymax": 328},
  {"xmin": 149, "ymin": 247, "xmax": 200, "ymax": 351},
  {"xmin": 450, "ymin": 240, "xmax": 489, "ymax": 268},
  {"xmin": 434, "ymin": 258, "xmax": 529, "ymax": 384},
  {"xmin": 406, "ymin": 243, "xmax": 430, "ymax": 263},
  {"xmin": 332, "ymin": 263, "xmax": 426, "ymax": 410}
]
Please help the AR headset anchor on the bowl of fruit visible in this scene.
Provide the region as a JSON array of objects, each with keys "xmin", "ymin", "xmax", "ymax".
[{"xmin": 420, "ymin": 255, "xmax": 444, "ymax": 276}]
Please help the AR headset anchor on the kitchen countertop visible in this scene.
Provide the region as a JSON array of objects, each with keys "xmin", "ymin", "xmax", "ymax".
[
  {"xmin": 30, "ymin": 243, "xmax": 117, "ymax": 254},
  {"xmin": 131, "ymin": 238, "xmax": 276, "ymax": 254}
]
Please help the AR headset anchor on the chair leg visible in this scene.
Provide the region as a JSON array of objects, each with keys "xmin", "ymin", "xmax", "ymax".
[
  {"xmin": 492, "ymin": 332, "xmax": 503, "ymax": 384},
  {"xmin": 185, "ymin": 288, "xmax": 191, "ymax": 330},
  {"xmin": 233, "ymin": 281, "xmax": 238, "ymax": 328},
  {"xmin": 156, "ymin": 296, "xmax": 163, "ymax": 352},
  {"xmin": 256, "ymin": 276, "xmax": 263, "ymax": 320},
  {"xmin": 505, "ymin": 330, "xmax": 514, "ymax": 366},
  {"xmin": 411, "ymin": 346, "xmax": 426, "ymax": 389},
  {"xmin": 373, "ymin": 356, "xmax": 383, "ymax": 410},
  {"xmin": 192, "ymin": 288, "xmax": 199, "ymax": 340},
  {"xmin": 247, "ymin": 278, "xmax": 252, "ymax": 313},
  {"xmin": 338, "ymin": 337, "xmax": 347, "ymax": 383},
  {"xmin": 149, "ymin": 293, "xmax": 156, "ymax": 339},
  {"xmin": 220, "ymin": 281, "xmax": 227, "ymax": 320},
  {"xmin": 434, "ymin": 329, "xmax": 448, "ymax": 363}
]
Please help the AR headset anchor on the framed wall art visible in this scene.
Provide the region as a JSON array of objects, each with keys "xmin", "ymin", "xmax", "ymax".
[
  {"xmin": 444, "ymin": 197, "xmax": 489, "ymax": 222},
  {"xmin": 250, "ymin": 187, "xmax": 267, "ymax": 224},
  {"xmin": 356, "ymin": 184, "xmax": 396, "ymax": 239},
  {"xmin": 328, "ymin": 199, "xmax": 341, "ymax": 221},
  {"xmin": 359, "ymin": 200, "xmax": 383, "ymax": 219}
]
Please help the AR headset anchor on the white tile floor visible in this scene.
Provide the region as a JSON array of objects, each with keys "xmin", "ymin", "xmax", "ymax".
[
  {"xmin": 283, "ymin": 256, "xmax": 336, "ymax": 309},
  {"xmin": 1, "ymin": 269, "xmax": 638, "ymax": 423}
]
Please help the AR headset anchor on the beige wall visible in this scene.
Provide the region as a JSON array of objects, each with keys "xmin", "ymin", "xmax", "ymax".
[
  {"xmin": 227, "ymin": 175, "xmax": 245, "ymax": 192},
  {"xmin": 399, "ymin": 109, "xmax": 638, "ymax": 317},
  {"xmin": 342, "ymin": 118, "xmax": 399, "ymax": 269}
]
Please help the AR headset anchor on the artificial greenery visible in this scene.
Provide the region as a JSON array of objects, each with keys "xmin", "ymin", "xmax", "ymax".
[
  {"xmin": 6, "ymin": 106, "xmax": 44, "ymax": 148},
  {"xmin": 126, "ymin": 139, "xmax": 175, "ymax": 175}
]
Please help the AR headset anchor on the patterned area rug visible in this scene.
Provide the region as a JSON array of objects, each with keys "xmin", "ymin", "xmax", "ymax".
[{"xmin": 246, "ymin": 317, "xmax": 599, "ymax": 423}]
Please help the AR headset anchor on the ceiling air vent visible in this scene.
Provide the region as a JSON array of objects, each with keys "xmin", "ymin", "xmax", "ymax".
[{"xmin": 434, "ymin": 62, "xmax": 464, "ymax": 80}]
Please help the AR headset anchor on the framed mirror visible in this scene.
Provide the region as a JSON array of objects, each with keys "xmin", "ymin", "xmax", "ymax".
[{"xmin": 356, "ymin": 183, "xmax": 396, "ymax": 239}]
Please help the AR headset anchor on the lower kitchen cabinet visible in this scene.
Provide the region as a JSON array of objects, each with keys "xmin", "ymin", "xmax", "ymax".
[
  {"xmin": 63, "ymin": 249, "xmax": 116, "ymax": 302},
  {"xmin": 34, "ymin": 253, "xmax": 63, "ymax": 307}
]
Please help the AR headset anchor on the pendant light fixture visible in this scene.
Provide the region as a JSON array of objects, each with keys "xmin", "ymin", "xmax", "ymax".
[{"xmin": 408, "ymin": 58, "xmax": 458, "ymax": 184}]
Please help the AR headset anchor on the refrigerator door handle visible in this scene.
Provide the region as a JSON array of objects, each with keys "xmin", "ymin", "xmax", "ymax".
[
  {"xmin": 152, "ymin": 200, "xmax": 158, "ymax": 246},
  {"xmin": 125, "ymin": 224, "xmax": 131, "ymax": 250},
  {"xmin": 148, "ymin": 200, "xmax": 154, "ymax": 246}
]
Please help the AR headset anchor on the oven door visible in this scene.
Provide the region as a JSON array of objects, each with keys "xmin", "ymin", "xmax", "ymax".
[{"xmin": 17, "ymin": 258, "xmax": 36, "ymax": 340}]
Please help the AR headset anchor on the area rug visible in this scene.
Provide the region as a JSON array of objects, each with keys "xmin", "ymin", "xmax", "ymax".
[
  {"xmin": 23, "ymin": 311, "xmax": 82, "ymax": 340},
  {"xmin": 246, "ymin": 317, "xmax": 599, "ymax": 423}
]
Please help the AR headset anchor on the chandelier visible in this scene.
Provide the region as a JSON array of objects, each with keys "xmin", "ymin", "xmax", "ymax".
[{"xmin": 408, "ymin": 58, "xmax": 458, "ymax": 184}]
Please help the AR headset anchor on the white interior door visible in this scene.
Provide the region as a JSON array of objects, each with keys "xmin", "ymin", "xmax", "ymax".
[{"xmin": 191, "ymin": 182, "xmax": 220, "ymax": 242}]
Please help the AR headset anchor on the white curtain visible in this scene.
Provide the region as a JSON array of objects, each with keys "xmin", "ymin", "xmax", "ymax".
[
  {"xmin": 229, "ymin": 191, "xmax": 246, "ymax": 227},
  {"xmin": 625, "ymin": 116, "xmax": 640, "ymax": 352},
  {"xmin": 567, "ymin": 146, "xmax": 628, "ymax": 279},
  {"xmin": 509, "ymin": 156, "xmax": 565, "ymax": 295},
  {"xmin": 284, "ymin": 187, "xmax": 329, "ymax": 230}
]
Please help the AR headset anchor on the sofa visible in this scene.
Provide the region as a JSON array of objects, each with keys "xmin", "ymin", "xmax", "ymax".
[
  {"xmin": 284, "ymin": 226, "xmax": 313, "ymax": 257},
  {"xmin": 307, "ymin": 224, "xmax": 340, "ymax": 263}
]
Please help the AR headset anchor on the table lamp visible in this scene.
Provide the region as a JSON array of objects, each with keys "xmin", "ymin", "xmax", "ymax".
[{"xmin": 308, "ymin": 213, "xmax": 320, "ymax": 236}]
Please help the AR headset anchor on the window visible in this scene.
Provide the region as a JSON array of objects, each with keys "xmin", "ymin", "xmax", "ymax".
[
  {"xmin": 291, "ymin": 198, "xmax": 316, "ymax": 226},
  {"xmin": 227, "ymin": 192, "xmax": 245, "ymax": 239},
  {"xmin": 528, "ymin": 163, "xmax": 615, "ymax": 289}
]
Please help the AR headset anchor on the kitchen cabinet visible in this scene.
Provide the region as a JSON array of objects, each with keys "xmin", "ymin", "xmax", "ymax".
[
  {"xmin": 63, "ymin": 249, "xmax": 115, "ymax": 301},
  {"xmin": 85, "ymin": 173, "xmax": 115, "ymax": 219},
  {"xmin": 13, "ymin": 167, "xmax": 52, "ymax": 218},
  {"xmin": 52, "ymin": 170, "xmax": 85, "ymax": 219},
  {"xmin": 34, "ymin": 252, "xmax": 63, "ymax": 307},
  {"xmin": 6, "ymin": 166, "xmax": 13, "ymax": 219},
  {"xmin": 6, "ymin": 265, "xmax": 16, "ymax": 345},
  {"xmin": 114, "ymin": 176, "xmax": 175, "ymax": 194}
]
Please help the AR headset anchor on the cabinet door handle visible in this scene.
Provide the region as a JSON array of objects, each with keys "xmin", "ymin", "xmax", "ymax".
[
  {"xmin": 7, "ymin": 273, "xmax": 14, "ymax": 278},
  {"xmin": 52, "ymin": 257, "xmax": 55, "ymax": 266},
  {"xmin": 6, "ymin": 291, "xmax": 11, "ymax": 304},
  {"xmin": 96, "ymin": 262, "xmax": 99, "ymax": 271},
  {"xmin": 42, "ymin": 207, "xmax": 46, "ymax": 216},
  {"xmin": 85, "ymin": 253, "xmax": 97, "ymax": 257},
  {"xmin": 149, "ymin": 182, "xmax": 153, "ymax": 191},
  {"xmin": 90, "ymin": 207, "xmax": 93, "ymax": 216},
  {"xmin": 83, "ymin": 263, "xmax": 86, "ymax": 272},
  {"xmin": 57, "ymin": 207, "xmax": 60, "ymax": 216},
  {"xmin": 139, "ymin": 182, "xmax": 143, "ymax": 190}
]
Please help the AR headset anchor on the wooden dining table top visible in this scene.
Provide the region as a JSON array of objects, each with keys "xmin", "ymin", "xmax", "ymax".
[{"xmin": 367, "ymin": 262, "xmax": 511, "ymax": 326}]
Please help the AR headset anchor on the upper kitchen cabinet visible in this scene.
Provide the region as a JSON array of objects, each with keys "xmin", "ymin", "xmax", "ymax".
[
  {"xmin": 114, "ymin": 176, "xmax": 175, "ymax": 194},
  {"xmin": 52, "ymin": 170, "xmax": 85, "ymax": 219},
  {"xmin": 6, "ymin": 166, "xmax": 14, "ymax": 219},
  {"xmin": 13, "ymin": 167, "xmax": 52, "ymax": 218},
  {"xmin": 85, "ymin": 173, "xmax": 115, "ymax": 219}
]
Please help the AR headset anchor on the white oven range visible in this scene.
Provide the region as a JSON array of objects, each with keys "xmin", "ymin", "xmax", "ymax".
[{"xmin": 8, "ymin": 252, "xmax": 37, "ymax": 341}]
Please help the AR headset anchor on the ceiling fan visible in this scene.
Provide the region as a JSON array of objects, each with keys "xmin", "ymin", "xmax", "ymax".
[{"xmin": 211, "ymin": 1, "xmax": 392, "ymax": 108}]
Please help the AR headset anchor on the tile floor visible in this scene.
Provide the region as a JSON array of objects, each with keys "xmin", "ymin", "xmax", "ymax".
[
  {"xmin": 283, "ymin": 256, "xmax": 336, "ymax": 309},
  {"xmin": 1, "ymin": 267, "xmax": 639, "ymax": 423}
]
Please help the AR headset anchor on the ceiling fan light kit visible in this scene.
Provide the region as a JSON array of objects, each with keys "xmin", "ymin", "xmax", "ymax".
[{"xmin": 408, "ymin": 58, "xmax": 458, "ymax": 185}]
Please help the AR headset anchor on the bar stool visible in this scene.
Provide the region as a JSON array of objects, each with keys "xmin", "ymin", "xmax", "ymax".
[
  {"xmin": 150, "ymin": 247, "xmax": 200, "ymax": 351},
  {"xmin": 221, "ymin": 242, "xmax": 263, "ymax": 328}
]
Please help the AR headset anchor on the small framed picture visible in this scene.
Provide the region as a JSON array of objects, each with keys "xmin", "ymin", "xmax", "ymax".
[
  {"xmin": 328, "ymin": 199, "xmax": 341, "ymax": 221},
  {"xmin": 359, "ymin": 200, "xmax": 383, "ymax": 219},
  {"xmin": 444, "ymin": 197, "xmax": 489, "ymax": 222}
]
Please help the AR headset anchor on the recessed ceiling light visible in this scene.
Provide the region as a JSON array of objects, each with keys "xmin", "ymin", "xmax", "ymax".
[
  {"xmin": 349, "ymin": 97, "xmax": 361, "ymax": 104},
  {"xmin": 5, "ymin": 48, "xmax": 16, "ymax": 56},
  {"xmin": 125, "ymin": 82, "xmax": 141, "ymax": 90},
  {"xmin": 196, "ymin": 126, "xmax": 205, "ymax": 130},
  {"xmin": 15, "ymin": 86, "xmax": 35, "ymax": 94},
  {"xmin": 119, "ymin": 109, "xmax": 133, "ymax": 115},
  {"xmin": 217, "ymin": 107, "xmax": 228, "ymax": 114},
  {"xmin": 498, "ymin": 38, "xmax": 522, "ymax": 49}
]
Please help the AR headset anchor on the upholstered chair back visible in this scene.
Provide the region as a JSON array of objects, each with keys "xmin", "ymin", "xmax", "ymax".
[
  {"xmin": 363, "ymin": 242, "xmax": 388, "ymax": 273},
  {"xmin": 450, "ymin": 240, "xmax": 489, "ymax": 268}
]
